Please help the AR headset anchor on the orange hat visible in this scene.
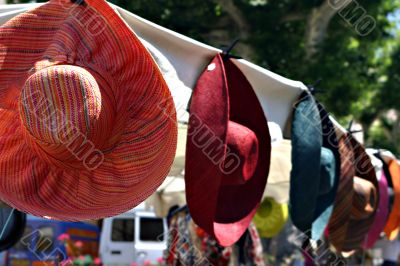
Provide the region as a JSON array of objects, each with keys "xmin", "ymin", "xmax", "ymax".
[
  {"xmin": 384, "ymin": 159, "xmax": 400, "ymax": 240},
  {"xmin": 0, "ymin": 0, "xmax": 177, "ymax": 220}
]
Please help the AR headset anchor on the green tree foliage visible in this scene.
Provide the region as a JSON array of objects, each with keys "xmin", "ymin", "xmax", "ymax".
[
  {"xmin": 379, "ymin": 47, "xmax": 400, "ymax": 111},
  {"xmin": 370, "ymin": 44, "xmax": 400, "ymax": 155}
]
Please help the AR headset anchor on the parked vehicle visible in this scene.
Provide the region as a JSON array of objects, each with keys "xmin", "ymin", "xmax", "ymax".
[
  {"xmin": 6, "ymin": 215, "xmax": 99, "ymax": 266},
  {"xmin": 99, "ymin": 207, "xmax": 167, "ymax": 266}
]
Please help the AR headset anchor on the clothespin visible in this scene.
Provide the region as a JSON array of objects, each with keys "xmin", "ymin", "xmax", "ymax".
[
  {"xmin": 222, "ymin": 38, "xmax": 242, "ymax": 61},
  {"xmin": 307, "ymin": 79, "xmax": 324, "ymax": 95},
  {"xmin": 347, "ymin": 119, "xmax": 363, "ymax": 135},
  {"xmin": 347, "ymin": 119, "xmax": 354, "ymax": 132},
  {"xmin": 187, "ymin": 39, "xmax": 242, "ymax": 112},
  {"xmin": 70, "ymin": 0, "xmax": 86, "ymax": 6}
]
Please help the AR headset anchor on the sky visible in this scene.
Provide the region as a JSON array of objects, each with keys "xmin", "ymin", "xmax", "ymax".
[{"xmin": 389, "ymin": 9, "xmax": 400, "ymax": 34}]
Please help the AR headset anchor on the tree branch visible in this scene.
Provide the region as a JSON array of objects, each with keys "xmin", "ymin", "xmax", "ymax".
[
  {"xmin": 305, "ymin": 0, "xmax": 352, "ymax": 60},
  {"xmin": 280, "ymin": 12, "xmax": 306, "ymax": 23},
  {"xmin": 213, "ymin": 0, "xmax": 251, "ymax": 38},
  {"xmin": 212, "ymin": 0, "xmax": 256, "ymax": 60}
]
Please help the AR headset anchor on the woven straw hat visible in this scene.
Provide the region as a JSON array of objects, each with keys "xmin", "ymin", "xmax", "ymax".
[{"xmin": 0, "ymin": 0, "xmax": 177, "ymax": 220}]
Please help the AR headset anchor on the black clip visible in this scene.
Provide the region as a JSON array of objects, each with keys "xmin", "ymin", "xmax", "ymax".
[
  {"xmin": 222, "ymin": 38, "xmax": 241, "ymax": 61},
  {"xmin": 374, "ymin": 149, "xmax": 383, "ymax": 159},
  {"xmin": 347, "ymin": 119, "xmax": 363, "ymax": 135},
  {"xmin": 186, "ymin": 39, "xmax": 242, "ymax": 113},
  {"xmin": 350, "ymin": 129, "xmax": 363, "ymax": 134},
  {"xmin": 71, "ymin": 0, "xmax": 86, "ymax": 6},
  {"xmin": 307, "ymin": 79, "xmax": 324, "ymax": 95},
  {"xmin": 347, "ymin": 119, "xmax": 354, "ymax": 132}
]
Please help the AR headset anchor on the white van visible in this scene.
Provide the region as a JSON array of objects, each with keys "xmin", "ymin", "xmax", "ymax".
[{"xmin": 99, "ymin": 206, "xmax": 167, "ymax": 266}]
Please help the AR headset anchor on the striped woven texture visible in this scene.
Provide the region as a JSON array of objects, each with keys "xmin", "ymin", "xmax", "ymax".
[
  {"xmin": 0, "ymin": 0, "xmax": 177, "ymax": 220},
  {"xmin": 341, "ymin": 136, "xmax": 379, "ymax": 252},
  {"xmin": 384, "ymin": 159, "xmax": 400, "ymax": 240},
  {"xmin": 327, "ymin": 134, "xmax": 354, "ymax": 252}
]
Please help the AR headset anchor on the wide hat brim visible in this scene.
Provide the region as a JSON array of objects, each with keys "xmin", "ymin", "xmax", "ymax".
[
  {"xmin": 185, "ymin": 54, "xmax": 271, "ymax": 247},
  {"xmin": 383, "ymin": 159, "xmax": 400, "ymax": 240},
  {"xmin": 290, "ymin": 92, "xmax": 340, "ymax": 240},
  {"xmin": 314, "ymin": 102, "xmax": 341, "ymax": 237},
  {"xmin": 363, "ymin": 171, "xmax": 389, "ymax": 249},
  {"xmin": 0, "ymin": 0, "xmax": 177, "ymax": 220},
  {"xmin": 0, "ymin": 208, "xmax": 26, "ymax": 251},
  {"xmin": 327, "ymin": 133, "xmax": 355, "ymax": 251},
  {"xmin": 341, "ymin": 135, "xmax": 379, "ymax": 252}
]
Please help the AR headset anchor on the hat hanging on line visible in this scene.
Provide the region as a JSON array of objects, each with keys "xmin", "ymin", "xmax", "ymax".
[
  {"xmin": 289, "ymin": 91, "xmax": 340, "ymax": 240},
  {"xmin": 253, "ymin": 197, "xmax": 288, "ymax": 238},
  {"xmin": 327, "ymin": 133, "xmax": 354, "ymax": 252},
  {"xmin": 340, "ymin": 135, "xmax": 379, "ymax": 252},
  {"xmin": 372, "ymin": 150, "xmax": 398, "ymax": 240},
  {"xmin": 185, "ymin": 53, "xmax": 271, "ymax": 247},
  {"xmin": 0, "ymin": 0, "xmax": 177, "ymax": 220},
  {"xmin": 362, "ymin": 169, "xmax": 389, "ymax": 249},
  {"xmin": 362, "ymin": 150, "xmax": 389, "ymax": 249},
  {"xmin": 383, "ymin": 158, "xmax": 400, "ymax": 240}
]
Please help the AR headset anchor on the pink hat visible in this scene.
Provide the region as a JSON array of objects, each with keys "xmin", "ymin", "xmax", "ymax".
[{"xmin": 363, "ymin": 171, "xmax": 389, "ymax": 249}]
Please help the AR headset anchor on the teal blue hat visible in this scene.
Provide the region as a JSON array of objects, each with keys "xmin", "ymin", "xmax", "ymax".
[{"xmin": 290, "ymin": 91, "xmax": 340, "ymax": 240}]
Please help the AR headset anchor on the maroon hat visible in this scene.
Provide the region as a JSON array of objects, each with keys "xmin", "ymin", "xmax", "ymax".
[{"xmin": 185, "ymin": 53, "xmax": 271, "ymax": 246}]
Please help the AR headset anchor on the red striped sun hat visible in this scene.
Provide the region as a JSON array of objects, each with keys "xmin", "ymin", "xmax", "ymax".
[{"xmin": 0, "ymin": 0, "xmax": 177, "ymax": 220}]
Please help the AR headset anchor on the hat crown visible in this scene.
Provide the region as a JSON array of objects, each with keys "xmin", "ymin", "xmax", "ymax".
[
  {"xmin": 221, "ymin": 121, "xmax": 259, "ymax": 186},
  {"xmin": 351, "ymin": 176, "xmax": 377, "ymax": 219},
  {"xmin": 19, "ymin": 65, "xmax": 112, "ymax": 169}
]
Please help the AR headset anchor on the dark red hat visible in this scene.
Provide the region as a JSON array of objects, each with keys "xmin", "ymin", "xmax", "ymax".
[{"xmin": 185, "ymin": 53, "xmax": 271, "ymax": 246}]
